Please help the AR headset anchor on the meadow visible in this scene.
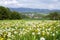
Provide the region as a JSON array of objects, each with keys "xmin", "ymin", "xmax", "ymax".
[{"xmin": 0, "ymin": 20, "xmax": 60, "ymax": 40}]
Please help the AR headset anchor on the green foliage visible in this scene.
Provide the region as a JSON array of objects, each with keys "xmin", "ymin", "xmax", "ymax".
[
  {"xmin": 0, "ymin": 6, "xmax": 60, "ymax": 20},
  {"xmin": 0, "ymin": 6, "xmax": 28, "ymax": 20},
  {"xmin": 0, "ymin": 6, "xmax": 11, "ymax": 19},
  {"xmin": 47, "ymin": 12, "xmax": 60, "ymax": 20},
  {"xmin": 10, "ymin": 11, "xmax": 22, "ymax": 19}
]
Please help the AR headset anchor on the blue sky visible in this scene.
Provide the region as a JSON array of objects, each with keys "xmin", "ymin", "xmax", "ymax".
[{"xmin": 0, "ymin": 0, "xmax": 60, "ymax": 9}]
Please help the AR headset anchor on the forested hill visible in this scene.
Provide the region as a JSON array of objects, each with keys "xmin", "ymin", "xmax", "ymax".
[{"xmin": 10, "ymin": 8, "xmax": 60, "ymax": 13}]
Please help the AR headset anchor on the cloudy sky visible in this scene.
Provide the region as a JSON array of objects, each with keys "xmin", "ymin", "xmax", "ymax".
[{"xmin": 0, "ymin": 0, "xmax": 60, "ymax": 9}]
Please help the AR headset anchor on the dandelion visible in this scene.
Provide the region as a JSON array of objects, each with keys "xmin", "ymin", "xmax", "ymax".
[
  {"xmin": 47, "ymin": 32, "xmax": 49, "ymax": 35},
  {"xmin": 56, "ymin": 31, "xmax": 58, "ymax": 34},
  {"xmin": 48, "ymin": 28, "xmax": 51, "ymax": 31},
  {"xmin": 32, "ymin": 32, "xmax": 35, "ymax": 35},
  {"xmin": 40, "ymin": 37, "xmax": 45, "ymax": 40},
  {"xmin": 20, "ymin": 31, "xmax": 23, "ymax": 34},
  {"xmin": 7, "ymin": 38, "xmax": 11, "ymax": 40},
  {"xmin": 52, "ymin": 33, "xmax": 55, "ymax": 36},
  {"xmin": 33, "ymin": 25, "xmax": 36, "ymax": 27},
  {"xmin": 14, "ymin": 31, "xmax": 18, "ymax": 34},
  {"xmin": 42, "ymin": 31, "xmax": 45, "ymax": 35},
  {"xmin": 7, "ymin": 32, "xmax": 11, "ymax": 37},
  {"xmin": 37, "ymin": 32, "xmax": 40, "ymax": 35},
  {"xmin": 42, "ymin": 27, "xmax": 45, "ymax": 29},
  {"xmin": 29, "ymin": 28, "xmax": 32, "ymax": 30}
]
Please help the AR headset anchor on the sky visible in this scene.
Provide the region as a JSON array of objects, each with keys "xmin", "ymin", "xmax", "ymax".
[{"xmin": 0, "ymin": 0, "xmax": 60, "ymax": 9}]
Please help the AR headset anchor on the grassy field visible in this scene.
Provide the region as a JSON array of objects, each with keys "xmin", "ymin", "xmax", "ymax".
[{"xmin": 0, "ymin": 20, "xmax": 60, "ymax": 40}]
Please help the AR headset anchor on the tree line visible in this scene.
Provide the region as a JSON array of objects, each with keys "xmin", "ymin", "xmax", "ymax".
[
  {"xmin": 46, "ymin": 12, "xmax": 60, "ymax": 20},
  {"xmin": 0, "ymin": 6, "xmax": 29, "ymax": 20},
  {"xmin": 0, "ymin": 6, "xmax": 60, "ymax": 20}
]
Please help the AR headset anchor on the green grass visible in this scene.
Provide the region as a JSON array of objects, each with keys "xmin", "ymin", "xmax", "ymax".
[{"xmin": 0, "ymin": 20, "xmax": 60, "ymax": 40}]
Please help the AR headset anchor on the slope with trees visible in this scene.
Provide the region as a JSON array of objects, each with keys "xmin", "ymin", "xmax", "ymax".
[{"xmin": 0, "ymin": 6, "xmax": 28, "ymax": 20}]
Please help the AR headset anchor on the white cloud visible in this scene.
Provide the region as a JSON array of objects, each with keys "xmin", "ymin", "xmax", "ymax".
[
  {"xmin": 0, "ymin": 0, "xmax": 19, "ymax": 7},
  {"xmin": 0, "ymin": 0, "xmax": 60, "ymax": 9}
]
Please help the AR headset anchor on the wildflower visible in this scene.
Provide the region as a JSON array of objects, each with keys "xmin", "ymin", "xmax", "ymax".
[
  {"xmin": 7, "ymin": 38, "xmax": 11, "ymax": 40},
  {"xmin": 42, "ymin": 31, "xmax": 45, "ymax": 35},
  {"xmin": 40, "ymin": 37, "xmax": 45, "ymax": 40},
  {"xmin": 32, "ymin": 32, "xmax": 35, "ymax": 35},
  {"xmin": 37, "ymin": 28, "xmax": 40, "ymax": 31},
  {"xmin": 47, "ymin": 32, "xmax": 49, "ymax": 35},
  {"xmin": 7, "ymin": 32, "xmax": 11, "ymax": 37},
  {"xmin": 37, "ymin": 32, "xmax": 40, "ymax": 35},
  {"xmin": 48, "ymin": 28, "xmax": 51, "ymax": 31},
  {"xmin": 56, "ymin": 31, "xmax": 58, "ymax": 34},
  {"xmin": 14, "ymin": 31, "xmax": 18, "ymax": 34},
  {"xmin": 52, "ymin": 33, "xmax": 55, "ymax": 36}
]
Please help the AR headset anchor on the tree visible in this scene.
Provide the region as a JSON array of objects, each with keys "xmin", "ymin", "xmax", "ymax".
[
  {"xmin": 0, "ymin": 6, "xmax": 11, "ymax": 19},
  {"xmin": 47, "ymin": 12, "xmax": 60, "ymax": 20},
  {"xmin": 10, "ymin": 11, "xmax": 22, "ymax": 19},
  {"xmin": 0, "ymin": 6, "xmax": 23, "ymax": 20}
]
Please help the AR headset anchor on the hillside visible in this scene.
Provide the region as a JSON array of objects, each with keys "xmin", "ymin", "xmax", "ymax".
[{"xmin": 10, "ymin": 8, "xmax": 60, "ymax": 14}]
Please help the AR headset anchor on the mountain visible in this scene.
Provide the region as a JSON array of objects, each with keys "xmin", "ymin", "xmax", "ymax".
[{"xmin": 10, "ymin": 8, "xmax": 60, "ymax": 13}]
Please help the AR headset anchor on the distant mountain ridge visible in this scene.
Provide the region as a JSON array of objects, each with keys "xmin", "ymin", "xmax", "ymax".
[{"xmin": 10, "ymin": 8, "xmax": 60, "ymax": 13}]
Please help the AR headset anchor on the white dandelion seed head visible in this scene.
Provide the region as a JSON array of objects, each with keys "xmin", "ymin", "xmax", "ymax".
[
  {"xmin": 7, "ymin": 32, "xmax": 11, "ymax": 37},
  {"xmin": 52, "ymin": 33, "xmax": 55, "ymax": 36},
  {"xmin": 56, "ymin": 31, "xmax": 58, "ymax": 34},
  {"xmin": 40, "ymin": 37, "xmax": 45, "ymax": 40},
  {"xmin": 7, "ymin": 39, "xmax": 11, "ymax": 40},
  {"xmin": 14, "ymin": 31, "xmax": 17, "ymax": 34},
  {"xmin": 47, "ymin": 32, "xmax": 49, "ymax": 35},
  {"xmin": 29, "ymin": 28, "xmax": 32, "ymax": 30},
  {"xmin": 42, "ymin": 31, "xmax": 45, "ymax": 33},
  {"xmin": 37, "ymin": 32, "xmax": 40, "ymax": 35},
  {"xmin": 32, "ymin": 32, "xmax": 35, "ymax": 35}
]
